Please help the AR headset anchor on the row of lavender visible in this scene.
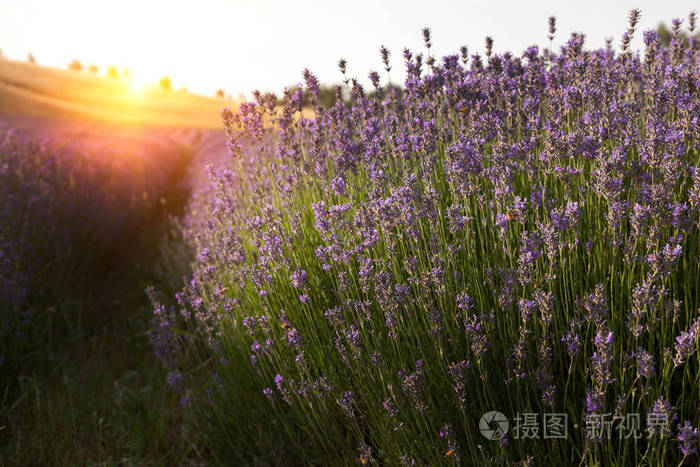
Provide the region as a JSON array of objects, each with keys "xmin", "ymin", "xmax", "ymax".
[
  {"xmin": 1, "ymin": 133, "xmax": 118, "ymax": 307},
  {"xmin": 0, "ymin": 127, "xmax": 185, "ymax": 381},
  {"xmin": 151, "ymin": 12, "xmax": 700, "ymax": 464}
]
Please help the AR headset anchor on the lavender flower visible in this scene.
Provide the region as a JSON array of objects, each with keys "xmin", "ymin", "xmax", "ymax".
[
  {"xmin": 331, "ymin": 176, "xmax": 346, "ymax": 196},
  {"xmin": 465, "ymin": 315, "xmax": 489, "ymax": 360},
  {"xmin": 647, "ymin": 397, "xmax": 677, "ymax": 437},
  {"xmin": 291, "ymin": 268, "xmax": 307, "ymax": 288},
  {"xmin": 591, "ymin": 327, "xmax": 614, "ymax": 387},
  {"xmin": 399, "ymin": 360, "xmax": 428, "ymax": 412},
  {"xmin": 561, "ymin": 329, "xmax": 581, "ymax": 356},
  {"xmin": 456, "ymin": 292, "xmax": 473, "ymax": 312},
  {"xmin": 677, "ymin": 421, "xmax": 698, "ymax": 456},
  {"xmin": 263, "ymin": 387, "xmax": 273, "ymax": 401},
  {"xmin": 286, "ymin": 328, "xmax": 302, "ymax": 349},
  {"xmin": 673, "ymin": 318, "xmax": 700, "ymax": 367},
  {"xmin": 337, "ymin": 390, "xmax": 355, "ymax": 418},
  {"xmin": 635, "ymin": 347, "xmax": 656, "ymax": 378},
  {"xmin": 576, "ymin": 284, "xmax": 609, "ymax": 325},
  {"xmin": 448, "ymin": 360, "xmax": 470, "ymax": 409},
  {"xmin": 548, "ymin": 16, "xmax": 556, "ymax": 41}
]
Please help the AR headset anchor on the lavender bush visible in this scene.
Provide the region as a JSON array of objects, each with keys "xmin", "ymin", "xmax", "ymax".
[{"xmin": 153, "ymin": 11, "xmax": 700, "ymax": 464}]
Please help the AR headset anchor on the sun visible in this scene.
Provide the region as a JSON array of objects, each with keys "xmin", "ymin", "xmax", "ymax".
[
  {"xmin": 127, "ymin": 78, "xmax": 146, "ymax": 93},
  {"xmin": 123, "ymin": 75, "xmax": 150, "ymax": 95}
]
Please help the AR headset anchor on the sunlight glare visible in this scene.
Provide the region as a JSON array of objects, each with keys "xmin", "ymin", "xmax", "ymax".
[{"xmin": 126, "ymin": 77, "xmax": 147, "ymax": 94}]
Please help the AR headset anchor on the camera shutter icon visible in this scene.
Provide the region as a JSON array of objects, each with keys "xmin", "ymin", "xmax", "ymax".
[{"xmin": 479, "ymin": 411, "xmax": 509, "ymax": 440}]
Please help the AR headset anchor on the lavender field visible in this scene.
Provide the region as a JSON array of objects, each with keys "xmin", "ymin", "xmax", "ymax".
[{"xmin": 2, "ymin": 8, "xmax": 700, "ymax": 466}]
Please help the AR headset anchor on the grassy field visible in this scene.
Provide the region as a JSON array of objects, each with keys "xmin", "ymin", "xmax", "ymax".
[
  {"xmin": 0, "ymin": 57, "xmax": 228, "ymax": 128},
  {"xmin": 0, "ymin": 58, "xmax": 228, "ymax": 465}
]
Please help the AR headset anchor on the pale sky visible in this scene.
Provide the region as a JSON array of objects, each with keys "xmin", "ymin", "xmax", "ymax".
[{"xmin": 0, "ymin": 0, "xmax": 696, "ymax": 97}]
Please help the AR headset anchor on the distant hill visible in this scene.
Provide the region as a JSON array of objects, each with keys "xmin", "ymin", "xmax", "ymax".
[{"xmin": 0, "ymin": 57, "xmax": 230, "ymax": 129}]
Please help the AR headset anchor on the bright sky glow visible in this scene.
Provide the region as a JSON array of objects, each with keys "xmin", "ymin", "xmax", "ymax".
[{"xmin": 0, "ymin": 0, "xmax": 696, "ymax": 97}]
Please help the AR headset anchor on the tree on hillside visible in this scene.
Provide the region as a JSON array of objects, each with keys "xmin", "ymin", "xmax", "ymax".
[
  {"xmin": 68, "ymin": 60, "xmax": 82, "ymax": 72},
  {"xmin": 159, "ymin": 77, "xmax": 171, "ymax": 91},
  {"xmin": 216, "ymin": 89, "xmax": 225, "ymax": 98},
  {"xmin": 27, "ymin": 53, "xmax": 36, "ymax": 64},
  {"xmin": 106, "ymin": 66, "xmax": 119, "ymax": 78},
  {"xmin": 88, "ymin": 64, "xmax": 99, "ymax": 74},
  {"xmin": 280, "ymin": 83, "xmax": 348, "ymax": 109},
  {"xmin": 278, "ymin": 82, "xmax": 401, "ymax": 109}
]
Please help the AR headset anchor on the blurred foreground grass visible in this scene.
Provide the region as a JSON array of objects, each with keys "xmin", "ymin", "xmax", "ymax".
[
  {"xmin": 0, "ymin": 208, "xmax": 206, "ymax": 465},
  {"xmin": 1, "ymin": 283, "xmax": 203, "ymax": 464}
]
